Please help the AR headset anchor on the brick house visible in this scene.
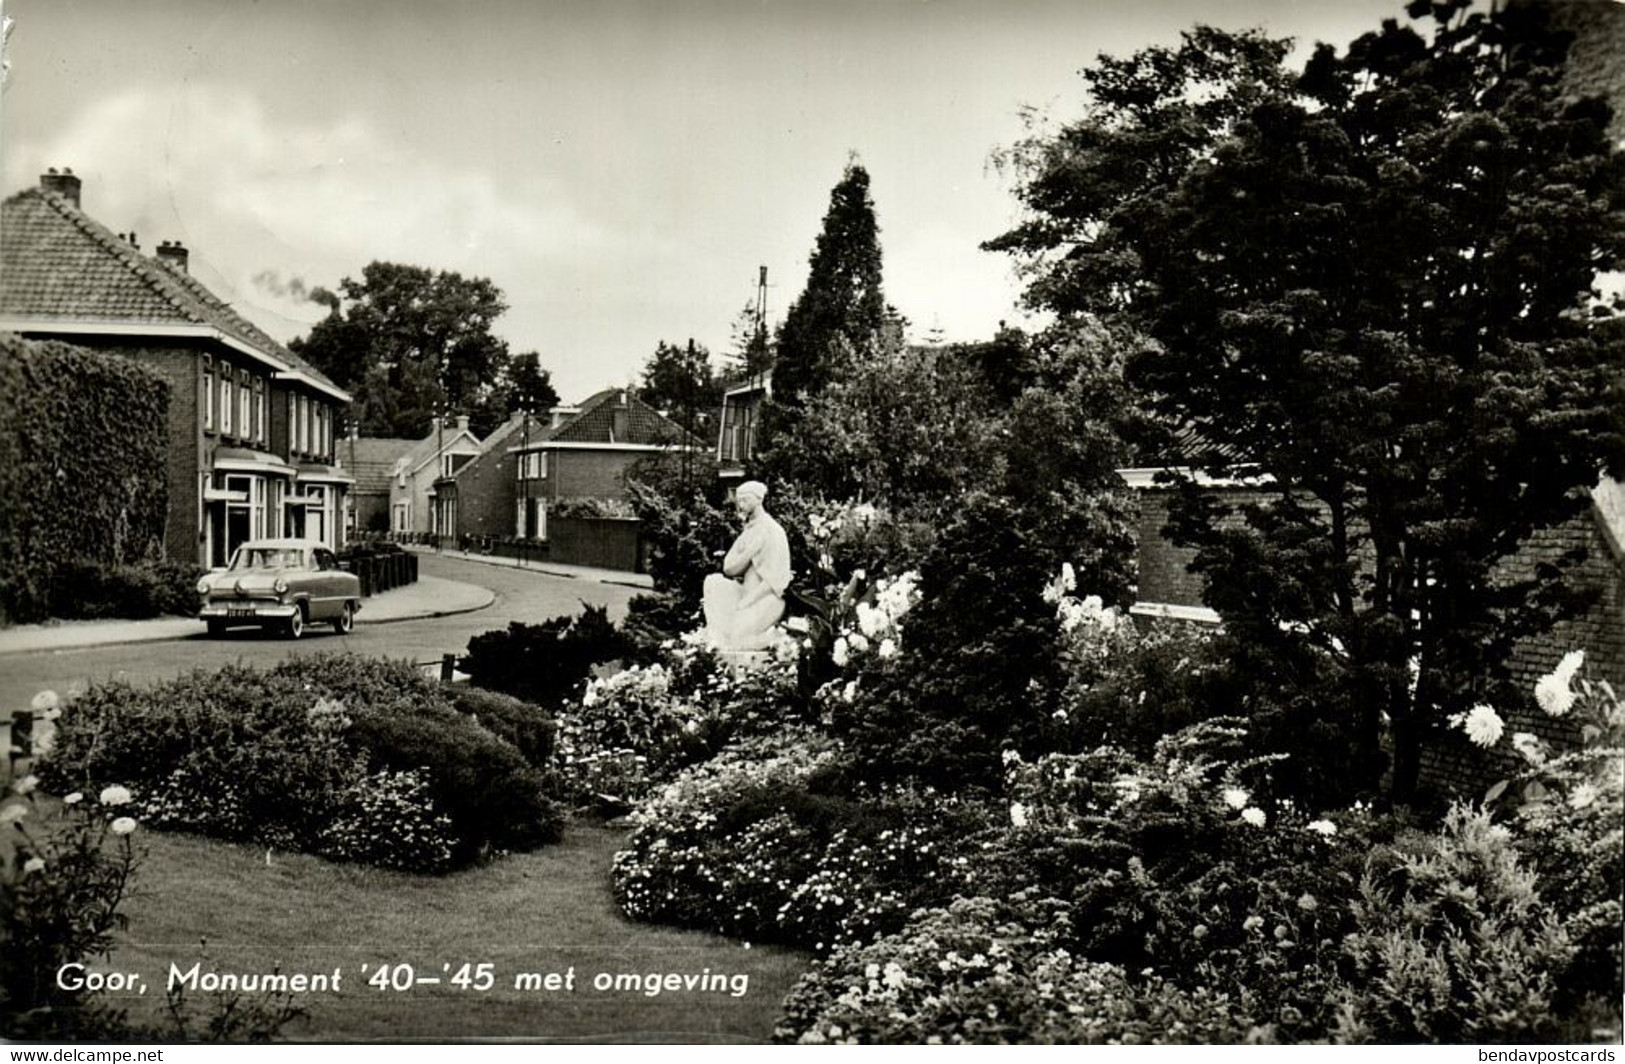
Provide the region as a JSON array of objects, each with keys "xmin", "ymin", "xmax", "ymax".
[
  {"xmin": 510, "ymin": 389, "xmax": 704, "ymax": 541},
  {"xmin": 445, "ymin": 410, "xmax": 548, "ymax": 543},
  {"xmin": 0, "ymin": 170, "xmax": 354, "ymax": 567}
]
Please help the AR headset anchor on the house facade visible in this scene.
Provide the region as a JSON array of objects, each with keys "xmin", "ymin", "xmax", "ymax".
[
  {"xmin": 0, "ymin": 170, "xmax": 353, "ymax": 567},
  {"xmin": 340, "ymin": 435, "xmax": 417, "ymax": 535},
  {"xmin": 510, "ymin": 389, "xmax": 703, "ymax": 540},
  {"xmin": 386, "ymin": 416, "xmax": 482, "ymax": 536},
  {"xmin": 447, "ymin": 411, "xmax": 545, "ymax": 543}
]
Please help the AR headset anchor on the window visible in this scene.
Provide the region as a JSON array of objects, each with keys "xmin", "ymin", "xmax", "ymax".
[
  {"xmin": 203, "ymin": 358, "xmax": 214, "ymax": 431},
  {"xmin": 295, "ymin": 396, "xmax": 306, "ymax": 455},
  {"xmin": 220, "ymin": 373, "xmax": 233, "ymax": 436},
  {"xmin": 239, "ymin": 371, "xmax": 251, "ymax": 440},
  {"xmin": 517, "ymin": 452, "xmax": 546, "ymax": 480},
  {"xmin": 254, "ymin": 379, "xmax": 266, "ymax": 443}
]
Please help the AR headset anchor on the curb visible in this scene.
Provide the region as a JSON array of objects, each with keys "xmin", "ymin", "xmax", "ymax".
[
  {"xmin": 0, "ymin": 585, "xmax": 499, "ymax": 656},
  {"xmin": 426, "ymin": 548, "xmax": 654, "ymax": 591}
]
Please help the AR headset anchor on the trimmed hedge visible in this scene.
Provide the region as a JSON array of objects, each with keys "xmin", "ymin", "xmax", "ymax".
[
  {"xmin": 48, "ymin": 560, "xmax": 203, "ymax": 620},
  {"xmin": 460, "ymin": 605, "xmax": 627, "ymax": 707},
  {"xmin": 0, "ymin": 334, "xmax": 170, "ymax": 623}
]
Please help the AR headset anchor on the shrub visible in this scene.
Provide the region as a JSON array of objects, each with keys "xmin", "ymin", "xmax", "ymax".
[
  {"xmin": 1334, "ymin": 807, "xmax": 1577, "ymax": 1043},
  {"xmin": 445, "ymin": 685, "xmax": 556, "ymax": 769},
  {"xmin": 48, "ymin": 560, "xmax": 204, "ymax": 620},
  {"xmin": 36, "ymin": 655, "xmax": 564, "ymax": 871},
  {"xmin": 460, "ymin": 605, "xmax": 627, "ymax": 707},
  {"xmin": 774, "ymin": 896, "xmax": 1265, "ymax": 1045}
]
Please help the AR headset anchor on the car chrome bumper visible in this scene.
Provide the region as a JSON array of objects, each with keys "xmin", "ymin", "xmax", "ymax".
[{"xmin": 199, "ymin": 602, "xmax": 297, "ymax": 621}]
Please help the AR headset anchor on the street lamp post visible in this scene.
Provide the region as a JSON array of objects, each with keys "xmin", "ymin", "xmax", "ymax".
[{"xmin": 519, "ymin": 398, "xmax": 531, "ymax": 568}]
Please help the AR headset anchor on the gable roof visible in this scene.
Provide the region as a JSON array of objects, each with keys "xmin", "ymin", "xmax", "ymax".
[
  {"xmin": 0, "ymin": 181, "xmax": 347, "ymax": 402},
  {"xmin": 343, "ymin": 438, "xmax": 418, "ymax": 494},
  {"xmin": 548, "ymin": 388, "xmax": 705, "ymax": 448},
  {"xmin": 402, "ymin": 423, "xmax": 484, "ymax": 477}
]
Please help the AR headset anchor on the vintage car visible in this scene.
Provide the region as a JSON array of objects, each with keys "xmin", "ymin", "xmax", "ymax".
[{"xmin": 198, "ymin": 538, "xmax": 362, "ymax": 638}]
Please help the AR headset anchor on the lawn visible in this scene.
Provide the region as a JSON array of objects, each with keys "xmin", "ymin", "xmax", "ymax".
[{"xmin": 93, "ymin": 819, "xmax": 810, "ymax": 1043}]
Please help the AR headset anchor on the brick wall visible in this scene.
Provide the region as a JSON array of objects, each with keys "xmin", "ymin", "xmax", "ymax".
[
  {"xmin": 1134, "ymin": 487, "xmax": 1276, "ymax": 607},
  {"xmin": 456, "ymin": 441, "xmax": 519, "ymax": 538},
  {"xmin": 550, "ymin": 449, "xmax": 643, "ymax": 501},
  {"xmin": 1419, "ymin": 505, "xmax": 1625, "ymax": 797}
]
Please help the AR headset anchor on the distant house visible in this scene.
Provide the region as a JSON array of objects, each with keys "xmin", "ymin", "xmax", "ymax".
[
  {"xmin": 510, "ymin": 389, "xmax": 704, "ymax": 541},
  {"xmin": 716, "ymin": 369, "xmax": 772, "ymax": 484},
  {"xmin": 0, "ymin": 169, "xmax": 353, "ymax": 566},
  {"xmin": 341, "ymin": 436, "xmax": 417, "ymax": 535},
  {"xmin": 445, "ymin": 411, "xmax": 546, "ymax": 543},
  {"xmin": 386, "ymin": 416, "xmax": 482, "ymax": 536}
]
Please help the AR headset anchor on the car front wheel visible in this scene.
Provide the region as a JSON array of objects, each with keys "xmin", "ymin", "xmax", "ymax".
[
  {"xmin": 284, "ymin": 606, "xmax": 305, "ymax": 640},
  {"xmin": 333, "ymin": 602, "xmax": 355, "ymax": 634}
]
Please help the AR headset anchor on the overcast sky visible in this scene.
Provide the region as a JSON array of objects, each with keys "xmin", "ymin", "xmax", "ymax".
[{"xmin": 2, "ymin": 0, "xmax": 1404, "ymax": 402}]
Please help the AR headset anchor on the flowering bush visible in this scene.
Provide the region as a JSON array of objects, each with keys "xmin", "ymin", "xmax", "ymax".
[
  {"xmin": 314, "ymin": 768, "xmax": 457, "ymax": 873},
  {"xmin": 2, "ymin": 775, "xmax": 143, "ymax": 1038},
  {"xmin": 612, "ymin": 730, "xmax": 993, "ymax": 952},
  {"xmin": 555, "ymin": 635, "xmax": 806, "ymax": 806},
  {"xmin": 774, "ymin": 896, "xmax": 1264, "ymax": 1044},
  {"xmin": 1463, "ymin": 652, "xmax": 1624, "ymax": 1018}
]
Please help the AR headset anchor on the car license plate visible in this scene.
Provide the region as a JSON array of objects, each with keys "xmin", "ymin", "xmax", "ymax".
[{"xmin": 227, "ymin": 607, "xmax": 256, "ymax": 618}]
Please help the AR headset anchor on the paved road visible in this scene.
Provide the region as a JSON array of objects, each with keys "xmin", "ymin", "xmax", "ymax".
[{"xmin": 0, "ymin": 553, "xmax": 646, "ymax": 709}]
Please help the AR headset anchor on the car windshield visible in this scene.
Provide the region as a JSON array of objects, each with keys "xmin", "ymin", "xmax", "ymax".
[{"xmin": 230, "ymin": 547, "xmax": 304, "ymax": 571}]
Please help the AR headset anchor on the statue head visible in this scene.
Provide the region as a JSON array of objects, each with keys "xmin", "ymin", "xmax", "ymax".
[{"xmin": 734, "ymin": 480, "xmax": 767, "ymax": 520}]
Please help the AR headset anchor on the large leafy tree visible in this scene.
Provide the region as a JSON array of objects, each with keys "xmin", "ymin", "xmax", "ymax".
[
  {"xmin": 292, "ymin": 261, "xmax": 518, "ymax": 438},
  {"xmin": 989, "ymin": 1, "xmax": 1625, "ymax": 803},
  {"xmin": 637, "ymin": 339, "xmax": 720, "ymax": 440}
]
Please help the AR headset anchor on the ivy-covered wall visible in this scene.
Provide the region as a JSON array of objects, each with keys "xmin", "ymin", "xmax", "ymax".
[{"xmin": 0, "ymin": 333, "xmax": 170, "ymax": 622}]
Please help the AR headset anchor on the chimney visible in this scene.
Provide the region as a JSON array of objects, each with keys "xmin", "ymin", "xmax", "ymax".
[
  {"xmin": 40, "ymin": 168, "xmax": 81, "ymax": 208},
  {"xmin": 155, "ymin": 240, "xmax": 189, "ymax": 274},
  {"xmin": 456, "ymin": 414, "xmax": 469, "ymax": 432},
  {"xmin": 611, "ymin": 391, "xmax": 630, "ymax": 442}
]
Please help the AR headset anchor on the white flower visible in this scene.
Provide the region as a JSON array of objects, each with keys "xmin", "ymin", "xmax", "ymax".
[
  {"xmin": 848, "ymin": 632, "xmax": 870, "ymax": 654},
  {"xmin": 1568, "ymin": 782, "xmax": 1599, "ymax": 810},
  {"xmin": 1306, "ymin": 819, "xmax": 1337, "ymax": 836},
  {"xmin": 1222, "ymin": 787, "xmax": 1250, "ymax": 810},
  {"xmin": 1534, "ymin": 651, "xmax": 1584, "ymax": 717},
  {"xmin": 12, "ymin": 775, "xmax": 38, "ymax": 796},
  {"xmin": 877, "ymin": 638, "xmax": 897, "ymax": 659},
  {"xmin": 1061, "ymin": 562, "xmax": 1077, "ymax": 592},
  {"xmin": 882, "ymin": 962, "xmax": 907, "ymax": 990},
  {"xmin": 831, "ymin": 636, "xmax": 850, "ymax": 668},
  {"xmin": 23, "ymin": 856, "xmax": 45, "ymax": 874},
  {"xmin": 855, "ymin": 602, "xmax": 883, "ymax": 638},
  {"xmin": 841, "ymin": 680, "xmax": 858, "ymax": 704},
  {"xmin": 1511, "ymin": 732, "xmax": 1547, "ymax": 766},
  {"xmin": 63, "ymin": 792, "xmax": 83, "ymax": 805},
  {"xmin": 1240, "ymin": 807, "xmax": 1266, "ymax": 828},
  {"xmin": 1009, "ymin": 802, "xmax": 1029, "ymax": 829},
  {"xmin": 682, "ymin": 719, "xmax": 699, "ymax": 735},
  {"xmin": 1461, "ymin": 705, "xmax": 1504, "ymax": 748},
  {"xmin": 852, "ymin": 569, "xmax": 867, "ymax": 582},
  {"xmin": 30, "ymin": 690, "xmax": 60, "ymax": 713},
  {"xmin": 98, "ymin": 785, "xmax": 133, "ymax": 806},
  {"xmin": 110, "ymin": 817, "xmax": 137, "ymax": 836}
]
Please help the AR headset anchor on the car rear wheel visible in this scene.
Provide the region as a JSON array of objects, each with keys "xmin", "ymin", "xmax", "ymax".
[
  {"xmin": 206, "ymin": 619, "xmax": 226, "ymax": 638},
  {"xmin": 333, "ymin": 602, "xmax": 355, "ymax": 634},
  {"xmin": 284, "ymin": 606, "xmax": 305, "ymax": 640}
]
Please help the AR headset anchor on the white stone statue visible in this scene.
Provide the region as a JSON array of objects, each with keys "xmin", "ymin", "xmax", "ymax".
[{"xmin": 703, "ymin": 480, "xmax": 793, "ymax": 651}]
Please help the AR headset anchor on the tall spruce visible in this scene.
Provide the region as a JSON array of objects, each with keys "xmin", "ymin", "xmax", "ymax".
[
  {"xmin": 989, "ymin": 0, "xmax": 1625, "ymax": 804},
  {"xmin": 770, "ymin": 161, "xmax": 887, "ymax": 408}
]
